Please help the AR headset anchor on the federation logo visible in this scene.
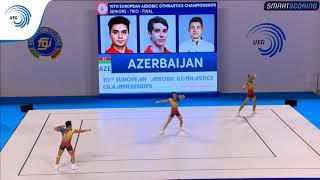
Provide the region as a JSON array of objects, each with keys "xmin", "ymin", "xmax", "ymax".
[
  {"xmin": 5, "ymin": 5, "xmax": 31, "ymax": 28},
  {"xmin": 27, "ymin": 27, "xmax": 63, "ymax": 61},
  {"xmin": 96, "ymin": 2, "xmax": 108, "ymax": 15},
  {"xmin": 246, "ymin": 23, "xmax": 286, "ymax": 58}
]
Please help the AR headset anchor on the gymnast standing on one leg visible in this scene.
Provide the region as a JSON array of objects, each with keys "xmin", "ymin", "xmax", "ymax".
[
  {"xmin": 238, "ymin": 73, "xmax": 257, "ymax": 116},
  {"xmin": 156, "ymin": 92, "xmax": 185, "ymax": 135},
  {"xmin": 54, "ymin": 121, "xmax": 91, "ymax": 170}
]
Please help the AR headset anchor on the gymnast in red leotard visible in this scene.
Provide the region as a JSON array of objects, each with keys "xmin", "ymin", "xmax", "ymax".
[
  {"xmin": 238, "ymin": 73, "xmax": 257, "ymax": 116},
  {"xmin": 54, "ymin": 121, "xmax": 91, "ymax": 170},
  {"xmin": 156, "ymin": 92, "xmax": 185, "ymax": 135}
]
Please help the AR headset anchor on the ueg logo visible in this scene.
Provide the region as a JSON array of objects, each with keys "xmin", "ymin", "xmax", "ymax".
[
  {"xmin": 5, "ymin": 5, "xmax": 31, "ymax": 28},
  {"xmin": 246, "ymin": 23, "xmax": 286, "ymax": 58},
  {"xmin": 0, "ymin": 0, "xmax": 52, "ymax": 41}
]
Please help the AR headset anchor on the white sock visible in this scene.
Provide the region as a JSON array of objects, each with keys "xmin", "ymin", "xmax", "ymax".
[
  {"xmin": 160, "ymin": 130, "xmax": 164, "ymax": 135},
  {"xmin": 71, "ymin": 163, "xmax": 76, "ymax": 170}
]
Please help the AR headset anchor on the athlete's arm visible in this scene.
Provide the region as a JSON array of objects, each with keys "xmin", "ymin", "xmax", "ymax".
[
  {"xmin": 54, "ymin": 125, "xmax": 65, "ymax": 132},
  {"xmin": 178, "ymin": 95, "xmax": 185, "ymax": 100},
  {"xmin": 155, "ymin": 99, "xmax": 170, "ymax": 104},
  {"xmin": 242, "ymin": 82, "xmax": 248, "ymax": 89},
  {"xmin": 74, "ymin": 129, "xmax": 91, "ymax": 133}
]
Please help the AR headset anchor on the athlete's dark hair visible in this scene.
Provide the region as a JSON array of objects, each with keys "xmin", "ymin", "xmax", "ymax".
[
  {"xmin": 108, "ymin": 16, "xmax": 130, "ymax": 34},
  {"xmin": 65, "ymin": 121, "xmax": 72, "ymax": 128},
  {"xmin": 172, "ymin": 92, "xmax": 179, "ymax": 102},
  {"xmin": 147, "ymin": 16, "xmax": 168, "ymax": 33},
  {"xmin": 189, "ymin": 17, "xmax": 203, "ymax": 28}
]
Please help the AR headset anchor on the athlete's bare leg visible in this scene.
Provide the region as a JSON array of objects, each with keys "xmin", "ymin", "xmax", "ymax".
[
  {"xmin": 239, "ymin": 97, "xmax": 250, "ymax": 112},
  {"xmin": 67, "ymin": 150, "xmax": 76, "ymax": 169},
  {"xmin": 55, "ymin": 149, "xmax": 64, "ymax": 170},
  {"xmin": 56, "ymin": 149, "xmax": 64, "ymax": 165},
  {"xmin": 252, "ymin": 96, "xmax": 257, "ymax": 112},
  {"xmin": 177, "ymin": 116, "xmax": 184, "ymax": 128},
  {"xmin": 67, "ymin": 150, "xmax": 75, "ymax": 164},
  {"xmin": 162, "ymin": 116, "xmax": 174, "ymax": 132}
]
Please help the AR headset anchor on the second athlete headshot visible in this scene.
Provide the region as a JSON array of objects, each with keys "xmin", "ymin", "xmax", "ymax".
[
  {"xmin": 144, "ymin": 16, "xmax": 170, "ymax": 53},
  {"xmin": 140, "ymin": 15, "xmax": 176, "ymax": 53}
]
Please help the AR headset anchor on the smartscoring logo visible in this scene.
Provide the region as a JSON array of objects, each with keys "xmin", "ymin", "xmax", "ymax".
[
  {"xmin": 27, "ymin": 27, "xmax": 63, "ymax": 61},
  {"xmin": 5, "ymin": 5, "xmax": 31, "ymax": 28},
  {"xmin": 264, "ymin": 1, "xmax": 319, "ymax": 11},
  {"xmin": 246, "ymin": 23, "xmax": 286, "ymax": 58}
]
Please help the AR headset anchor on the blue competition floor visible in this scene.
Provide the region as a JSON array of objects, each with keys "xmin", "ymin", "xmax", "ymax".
[{"xmin": 1, "ymin": 92, "xmax": 320, "ymax": 151}]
